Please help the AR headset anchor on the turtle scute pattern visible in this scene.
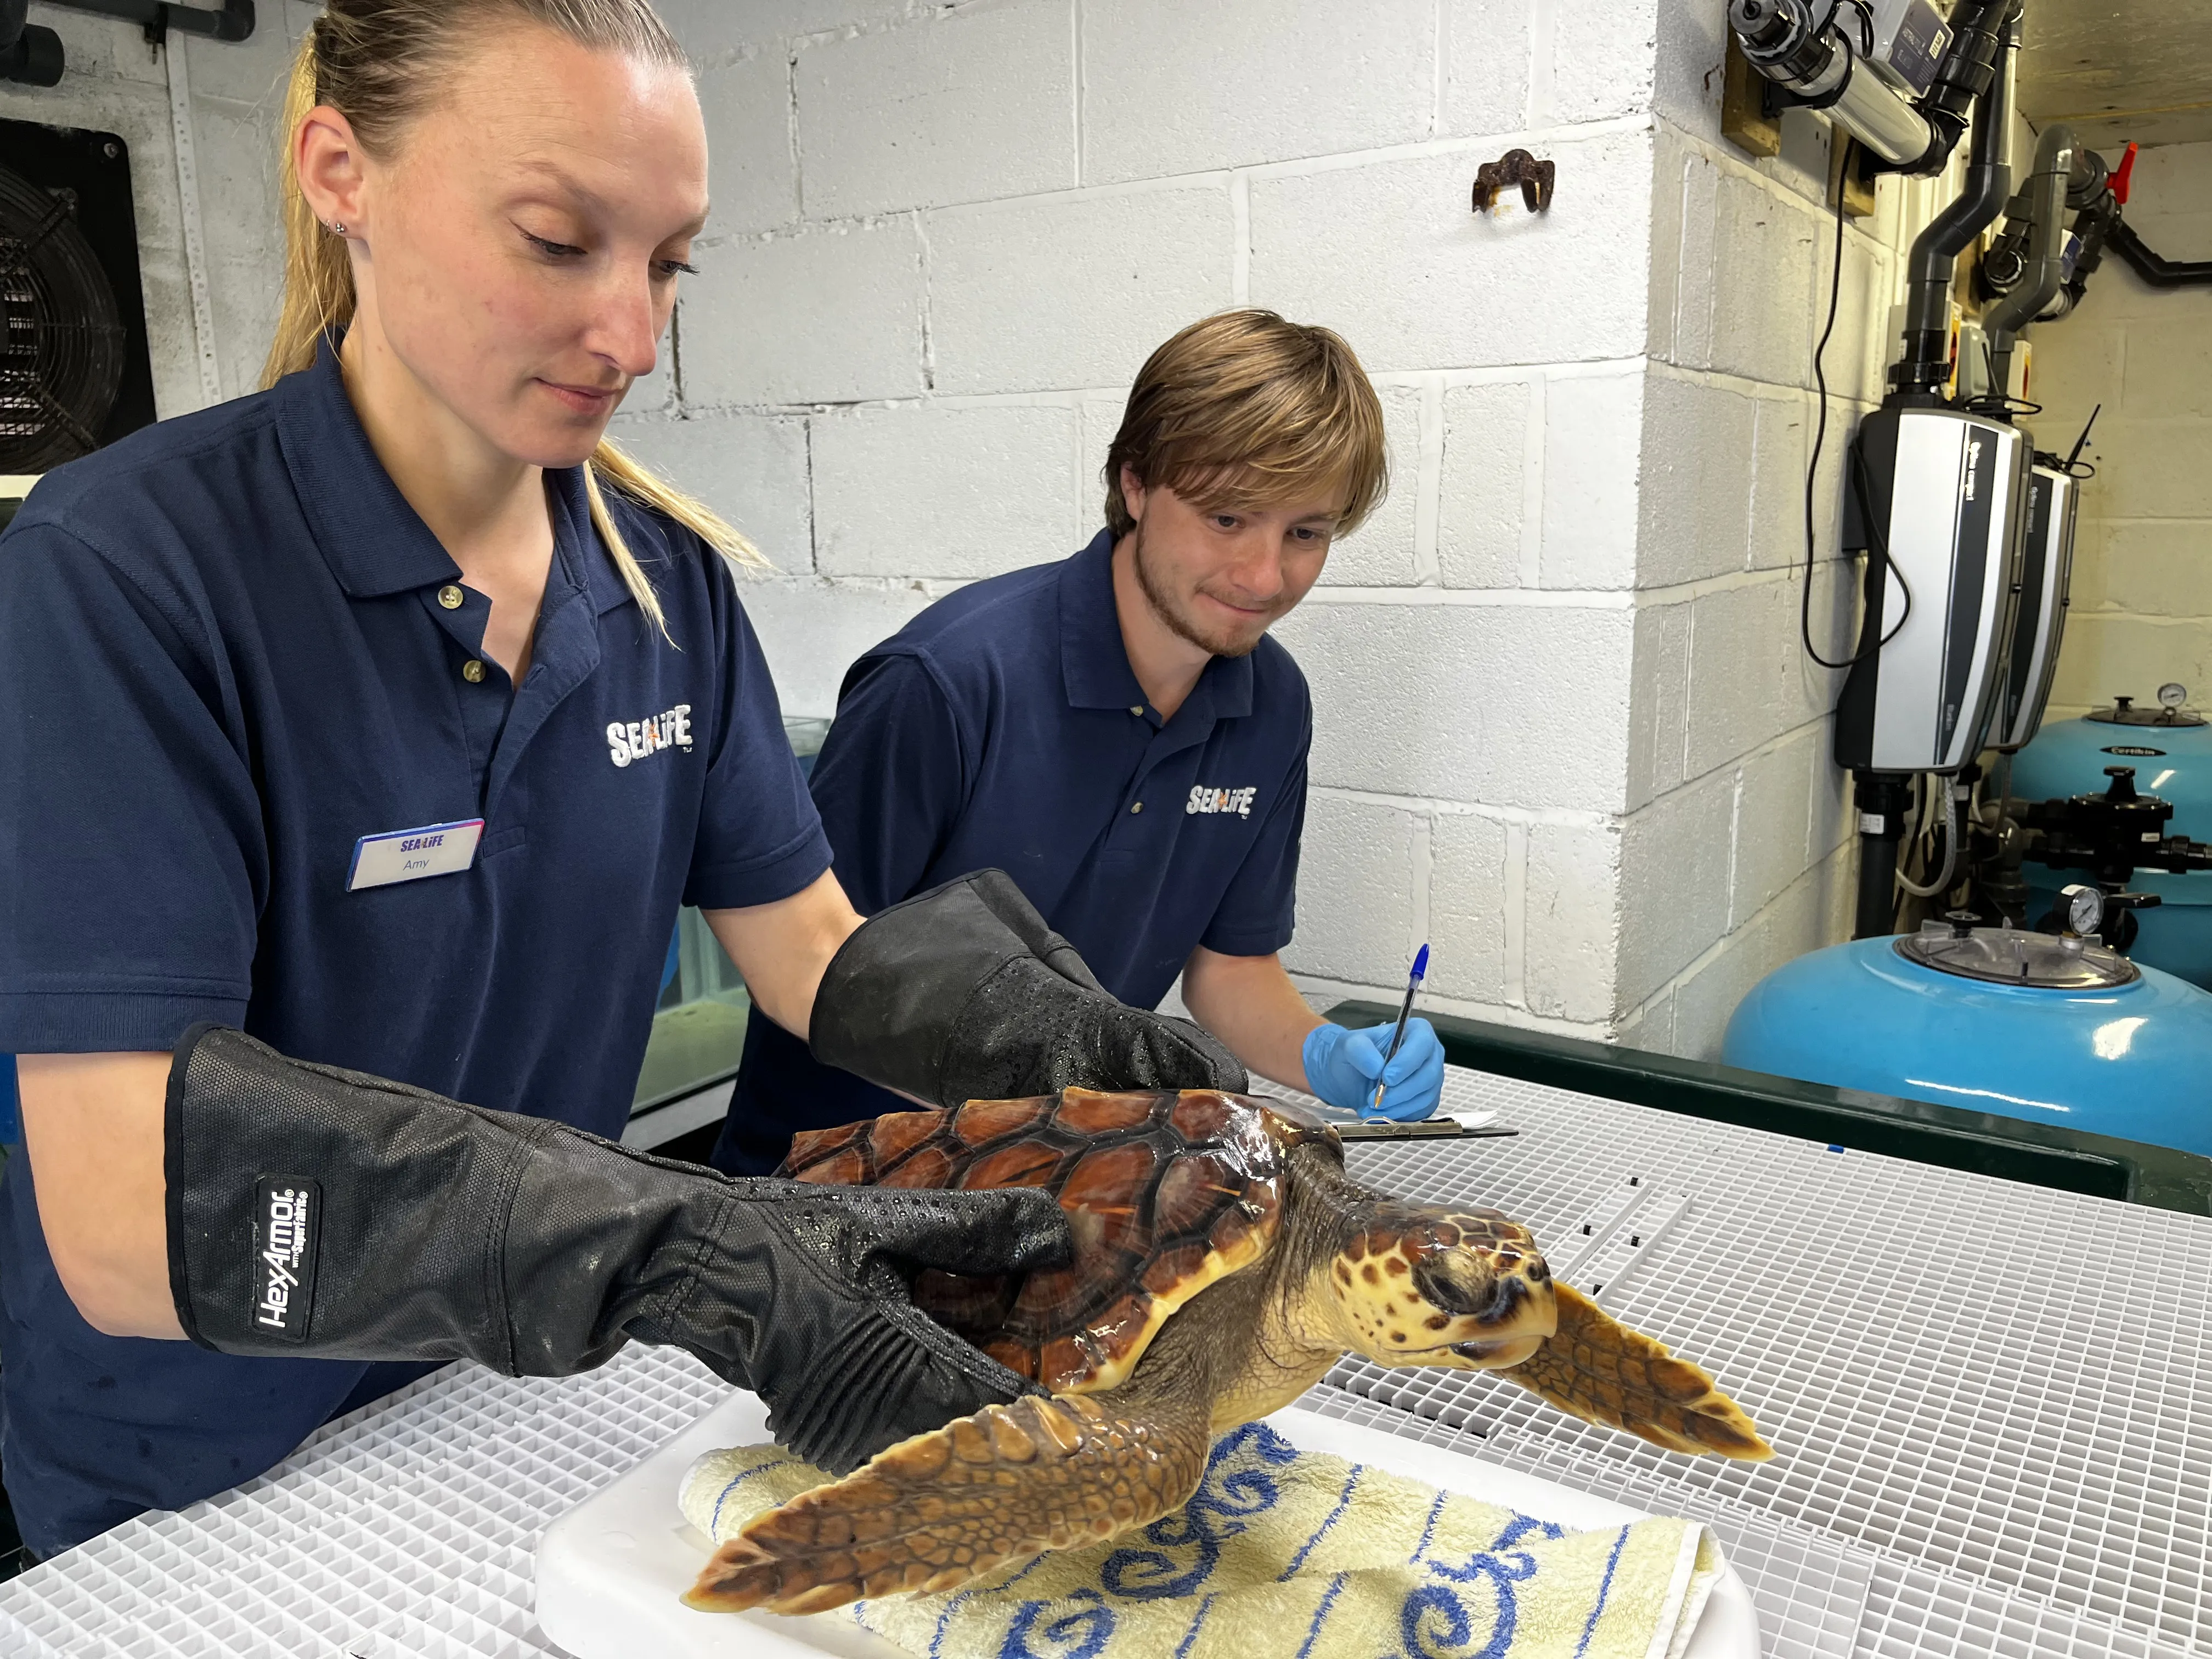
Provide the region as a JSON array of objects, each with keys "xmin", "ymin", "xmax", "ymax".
[{"xmin": 781, "ymin": 1090, "xmax": 1295, "ymax": 1393}]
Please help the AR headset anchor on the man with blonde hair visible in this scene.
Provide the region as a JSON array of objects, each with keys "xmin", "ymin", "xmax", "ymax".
[{"xmin": 714, "ymin": 310, "xmax": 1444, "ymax": 1174}]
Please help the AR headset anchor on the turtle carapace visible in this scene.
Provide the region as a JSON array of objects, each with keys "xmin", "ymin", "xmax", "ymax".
[{"xmin": 686, "ymin": 1090, "xmax": 1770, "ymax": 1617}]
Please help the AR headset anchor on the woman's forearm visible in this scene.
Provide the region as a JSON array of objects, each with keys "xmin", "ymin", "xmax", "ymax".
[
  {"xmin": 1178, "ymin": 946, "xmax": 1324, "ymax": 1093},
  {"xmin": 18, "ymin": 1051, "xmax": 184, "ymax": 1340},
  {"xmin": 703, "ymin": 870, "xmax": 866, "ymax": 1041}
]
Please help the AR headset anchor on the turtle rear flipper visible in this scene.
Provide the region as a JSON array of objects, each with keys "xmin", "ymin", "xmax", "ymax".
[
  {"xmin": 1504, "ymin": 1284, "xmax": 1773, "ymax": 1460},
  {"xmin": 684, "ymin": 1388, "xmax": 1210, "ymax": 1616}
]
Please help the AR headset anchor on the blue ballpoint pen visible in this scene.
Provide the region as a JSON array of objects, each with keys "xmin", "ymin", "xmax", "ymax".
[{"xmin": 1371, "ymin": 943, "xmax": 1430, "ymax": 1116}]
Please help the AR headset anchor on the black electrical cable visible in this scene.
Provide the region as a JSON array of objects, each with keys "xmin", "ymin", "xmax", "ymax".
[{"xmin": 1801, "ymin": 121, "xmax": 1914, "ymax": 670}]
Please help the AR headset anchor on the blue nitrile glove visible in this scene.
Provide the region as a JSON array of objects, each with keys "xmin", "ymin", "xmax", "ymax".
[{"xmin": 1301, "ymin": 1019, "xmax": 1445, "ymax": 1121}]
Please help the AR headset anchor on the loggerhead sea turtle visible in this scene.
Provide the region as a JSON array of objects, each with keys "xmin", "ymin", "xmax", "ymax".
[{"xmin": 686, "ymin": 1089, "xmax": 1770, "ymax": 1617}]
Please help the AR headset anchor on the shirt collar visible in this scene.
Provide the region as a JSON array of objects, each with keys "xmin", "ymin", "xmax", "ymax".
[
  {"xmin": 1058, "ymin": 528, "xmax": 1254, "ymax": 722},
  {"xmin": 275, "ymin": 337, "xmax": 627, "ymax": 614}
]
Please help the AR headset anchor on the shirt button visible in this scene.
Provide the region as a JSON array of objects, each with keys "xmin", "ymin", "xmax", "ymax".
[
  {"xmin": 461, "ymin": 659, "xmax": 486, "ymax": 684},
  {"xmin": 1131, "ymin": 802, "xmax": 1144, "ymax": 814},
  {"xmin": 438, "ymin": 584, "xmax": 465, "ymax": 610}
]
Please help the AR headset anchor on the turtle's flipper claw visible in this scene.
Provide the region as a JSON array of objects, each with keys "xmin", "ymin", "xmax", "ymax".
[
  {"xmin": 1504, "ymin": 1284, "xmax": 1774, "ymax": 1461},
  {"xmin": 682, "ymin": 1392, "xmax": 1206, "ymax": 1616}
]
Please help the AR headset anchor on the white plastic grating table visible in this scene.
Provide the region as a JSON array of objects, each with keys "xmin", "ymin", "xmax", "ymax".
[{"xmin": 0, "ymin": 1068, "xmax": 2205, "ymax": 1659}]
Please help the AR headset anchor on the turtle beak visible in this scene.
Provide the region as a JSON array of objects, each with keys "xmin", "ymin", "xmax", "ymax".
[{"xmin": 1448, "ymin": 1333, "xmax": 1545, "ymax": 1369}]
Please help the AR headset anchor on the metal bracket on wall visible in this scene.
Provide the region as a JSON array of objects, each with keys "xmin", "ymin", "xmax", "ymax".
[
  {"xmin": 37, "ymin": 0, "xmax": 253, "ymax": 46},
  {"xmin": 1471, "ymin": 150, "xmax": 1554, "ymax": 214}
]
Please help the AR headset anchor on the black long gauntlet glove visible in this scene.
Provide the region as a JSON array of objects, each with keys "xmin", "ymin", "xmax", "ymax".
[
  {"xmin": 165, "ymin": 1025, "xmax": 1070, "ymax": 1474},
  {"xmin": 810, "ymin": 868, "xmax": 1248, "ymax": 1107}
]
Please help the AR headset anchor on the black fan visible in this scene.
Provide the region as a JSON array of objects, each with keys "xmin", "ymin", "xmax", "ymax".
[{"xmin": 0, "ymin": 158, "xmax": 125, "ymax": 473}]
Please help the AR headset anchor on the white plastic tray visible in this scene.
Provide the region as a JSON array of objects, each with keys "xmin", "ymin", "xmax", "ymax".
[{"xmin": 534, "ymin": 1390, "xmax": 1760, "ymax": 1659}]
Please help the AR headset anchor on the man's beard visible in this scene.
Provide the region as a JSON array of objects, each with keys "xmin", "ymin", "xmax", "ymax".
[{"xmin": 1131, "ymin": 525, "xmax": 1274, "ymax": 659}]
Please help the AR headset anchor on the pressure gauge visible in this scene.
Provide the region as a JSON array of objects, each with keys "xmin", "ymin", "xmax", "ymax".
[
  {"xmin": 2059, "ymin": 883, "xmax": 2104, "ymax": 938},
  {"xmin": 2159, "ymin": 682, "xmax": 2188, "ymax": 710}
]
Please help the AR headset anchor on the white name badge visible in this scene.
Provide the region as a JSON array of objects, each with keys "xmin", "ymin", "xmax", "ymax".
[{"xmin": 347, "ymin": 818, "xmax": 485, "ymax": 892}]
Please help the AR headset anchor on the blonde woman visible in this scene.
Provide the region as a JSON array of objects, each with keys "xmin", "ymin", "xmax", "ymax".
[{"xmin": 0, "ymin": 0, "xmax": 1237, "ymax": 1559}]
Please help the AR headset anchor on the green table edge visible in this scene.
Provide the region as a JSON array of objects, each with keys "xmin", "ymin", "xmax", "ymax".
[{"xmin": 1324, "ymin": 1000, "xmax": 2212, "ymax": 1218}]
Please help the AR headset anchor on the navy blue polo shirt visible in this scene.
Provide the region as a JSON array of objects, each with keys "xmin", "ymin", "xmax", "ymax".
[
  {"xmin": 713, "ymin": 529, "xmax": 1310, "ymax": 1175},
  {"xmin": 0, "ymin": 343, "xmax": 828, "ymax": 1556}
]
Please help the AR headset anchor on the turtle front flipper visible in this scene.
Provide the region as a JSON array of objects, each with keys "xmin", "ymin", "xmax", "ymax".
[
  {"xmin": 682, "ymin": 1389, "xmax": 1210, "ymax": 1616},
  {"xmin": 1503, "ymin": 1284, "xmax": 1774, "ymax": 1460}
]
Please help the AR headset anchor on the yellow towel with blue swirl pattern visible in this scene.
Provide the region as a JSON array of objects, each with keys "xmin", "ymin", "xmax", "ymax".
[{"xmin": 680, "ymin": 1421, "xmax": 1725, "ymax": 1659}]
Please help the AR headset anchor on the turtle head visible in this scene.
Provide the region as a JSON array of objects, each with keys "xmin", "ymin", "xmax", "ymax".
[{"xmin": 1323, "ymin": 1204, "xmax": 1558, "ymax": 1372}]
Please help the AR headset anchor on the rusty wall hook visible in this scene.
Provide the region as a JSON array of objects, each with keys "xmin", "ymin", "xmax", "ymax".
[{"xmin": 1472, "ymin": 150, "xmax": 1555, "ymax": 213}]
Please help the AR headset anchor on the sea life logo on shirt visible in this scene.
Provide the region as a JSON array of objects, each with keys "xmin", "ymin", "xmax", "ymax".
[
  {"xmin": 608, "ymin": 704, "xmax": 693, "ymax": 769},
  {"xmin": 1187, "ymin": 783, "xmax": 1257, "ymax": 819}
]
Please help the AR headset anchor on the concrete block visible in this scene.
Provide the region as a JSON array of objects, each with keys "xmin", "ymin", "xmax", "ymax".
[
  {"xmin": 605, "ymin": 412, "xmax": 813, "ymax": 572},
  {"xmin": 1745, "ymin": 393, "xmax": 1808, "ymax": 573},
  {"xmin": 1542, "ymin": 371, "xmax": 1643, "ymax": 590},
  {"xmin": 1653, "ymin": 0, "xmax": 1728, "ymax": 145},
  {"xmin": 1617, "ymin": 766, "xmax": 1734, "ymax": 1009},
  {"xmin": 1808, "ymin": 735, "xmax": 1851, "ymax": 860},
  {"xmin": 2131, "ymin": 142, "xmax": 2212, "ymax": 217},
  {"xmin": 20, "ymin": 7, "xmax": 166, "ymax": 84},
  {"xmin": 1248, "ymin": 129, "xmax": 1654, "ymax": 375},
  {"xmin": 1077, "ymin": 390, "xmax": 1130, "ymax": 539},
  {"xmin": 188, "ymin": 95, "xmax": 284, "ymax": 402},
  {"xmin": 1082, "ymin": 0, "xmax": 1431, "ymax": 183},
  {"xmin": 2027, "ymin": 321, "xmax": 2124, "ymax": 415},
  {"xmin": 1660, "ymin": 138, "xmax": 1720, "ymax": 371},
  {"xmin": 1439, "ymin": 0, "xmax": 1528, "ymax": 138},
  {"xmin": 1684, "ymin": 579, "xmax": 1775, "ymax": 777},
  {"xmin": 2050, "ymin": 614, "xmax": 2212, "ymax": 715},
  {"xmin": 1275, "ymin": 601, "xmax": 1636, "ymax": 811},
  {"xmin": 680, "ymin": 220, "xmax": 923, "ymax": 405},
  {"xmin": 1627, "ymin": 599, "xmax": 1691, "ymax": 809},
  {"xmin": 2073, "ymin": 521, "xmax": 2212, "ymax": 618},
  {"xmin": 810, "ymin": 402, "xmax": 1077, "ymax": 580},
  {"xmin": 1616, "ymin": 983, "xmax": 1675, "ymax": 1054},
  {"xmin": 926, "ymin": 187, "xmax": 1234, "ymax": 395},
  {"xmin": 657, "ymin": 0, "xmax": 918, "ymax": 58},
  {"xmin": 1670, "ymin": 865, "xmax": 1824, "ymax": 1059},
  {"xmin": 182, "ymin": 15, "xmax": 296, "ymax": 108},
  {"xmin": 1637, "ymin": 371, "xmax": 1757, "ymax": 589},
  {"xmin": 1321, "ymin": 382, "xmax": 1423, "ymax": 588},
  {"xmin": 699, "ymin": 51, "xmax": 798, "ymax": 237},
  {"xmin": 1437, "ymin": 380, "xmax": 1530, "ymax": 588},
  {"xmin": 733, "ymin": 575, "xmax": 940, "ymax": 718},
  {"xmin": 2080, "ymin": 419, "xmax": 2212, "ymax": 519},
  {"xmin": 1732, "ymin": 728, "xmax": 1818, "ymax": 928},
  {"xmin": 1549, "ymin": 0, "xmax": 1656, "ymax": 124},
  {"xmin": 1282, "ymin": 793, "xmax": 1421, "ymax": 988},
  {"xmin": 1705, "ymin": 168, "xmax": 1816, "ymax": 389},
  {"xmin": 1524, "ymin": 821, "xmax": 1622, "ymax": 1024},
  {"xmin": 2121, "ymin": 317, "xmax": 2212, "ymax": 419},
  {"xmin": 1426, "ymin": 812, "xmax": 1509, "ymax": 1004},
  {"xmin": 798, "ymin": 5, "xmax": 1072, "ymax": 218}
]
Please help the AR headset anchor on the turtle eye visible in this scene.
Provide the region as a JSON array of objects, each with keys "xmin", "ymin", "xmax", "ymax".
[{"xmin": 1413, "ymin": 1252, "xmax": 1525, "ymax": 1323}]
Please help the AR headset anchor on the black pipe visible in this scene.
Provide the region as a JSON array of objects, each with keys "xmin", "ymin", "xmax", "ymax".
[
  {"xmin": 37, "ymin": 0, "xmax": 253, "ymax": 42},
  {"xmin": 1853, "ymin": 772, "xmax": 1914, "ymax": 938},
  {"xmin": 0, "ymin": 0, "xmax": 60, "ymax": 84},
  {"xmin": 1890, "ymin": 2, "xmax": 2018, "ymax": 400},
  {"xmin": 2109, "ymin": 219, "xmax": 2212, "ymax": 289},
  {"xmin": 1983, "ymin": 123, "xmax": 2076, "ymax": 401}
]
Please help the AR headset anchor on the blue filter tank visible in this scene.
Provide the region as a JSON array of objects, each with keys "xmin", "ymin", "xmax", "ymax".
[
  {"xmin": 1724, "ymin": 921, "xmax": 2212, "ymax": 1156},
  {"xmin": 2010, "ymin": 695, "xmax": 2212, "ymax": 986}
]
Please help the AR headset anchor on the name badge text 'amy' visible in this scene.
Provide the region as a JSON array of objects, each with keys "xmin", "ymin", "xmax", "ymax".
[{"xmin": 347, "ymin": 817, "xmax": 486, "ymax": 891}]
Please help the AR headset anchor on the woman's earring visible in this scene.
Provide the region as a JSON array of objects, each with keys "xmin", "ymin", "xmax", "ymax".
[{"xmin": 326, "ymin": 219, "xmax": 347, "ymax": 236}]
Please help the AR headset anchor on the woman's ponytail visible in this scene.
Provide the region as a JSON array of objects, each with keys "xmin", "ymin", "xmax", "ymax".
[{"xmin": 259, "ymin": 1, "xmax": 769, "ymax": 641}]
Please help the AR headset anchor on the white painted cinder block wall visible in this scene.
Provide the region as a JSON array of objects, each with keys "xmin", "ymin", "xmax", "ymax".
[
  {"xmin": 630, "ymin": 0, "xmax": 1948, "ymax": 1056},
  {"xmin": 8, "ymin": 0, "xmax": 1948, "ymax": 1058},
  {"xmin": 2029, "ymin": 142, "xmax": 2212, "ymax": 720}
]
